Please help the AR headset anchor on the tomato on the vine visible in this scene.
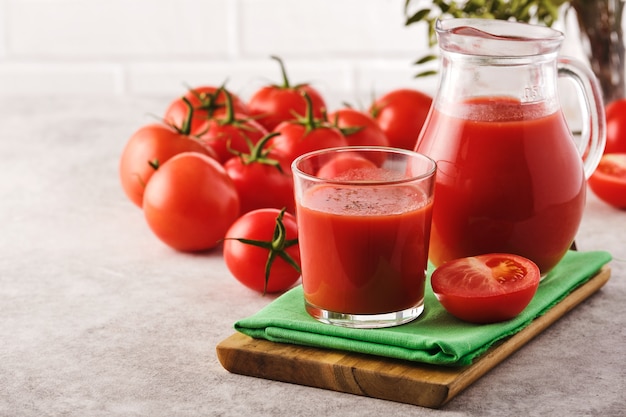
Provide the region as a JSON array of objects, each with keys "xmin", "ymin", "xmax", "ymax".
[
  {"xmin": 247, "ymin": 56, "xmax": 327, "ymax": 131},
  {"xmin": 223, "ymin": 208, "xmax": 301, "ymax": 294},
  {"xmin": 328, "ymin": 108, "xmax": 390, "ymax": 148},
  {"xmin": 369, "ymin": 88, "xmax": 433, "ymax": 150},
  {"xmin": 588, "ymin": 153, "xmax": 626, "ymax": 209},
  {"xmin": 223, "ymin": 133, "xmax": 296, "ymax": 214},
  {"xmin": 328, "ymin": 107, "xmax": 390, "ymax": 165},
  {"xmin": 164, "ymin": 84, "xmax": 249, "ymax": 134},
  {"xmin": 604, "ymin": 99, "xmax": 626, "ymax": 154},
  {"xmin": 431, "ymin": 253, "xmax": 540, "ymax": 324},
  {"xmin": 119, "ymin": 99, "xmax": 218, "ymax": 208},
  {"xmin": 267, "ymin": 92, "xmax": 348, "ymax": 166},
  {"xmin": 143, "ymin": 152, "xmax": 240, "ymax": 252},
  {"xmin": 196, "ymin": 91, "xmax": 268, "ymax": 163}
]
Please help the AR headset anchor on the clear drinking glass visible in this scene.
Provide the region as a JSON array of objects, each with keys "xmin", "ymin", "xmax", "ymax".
[{"xmin": 292, "ymin": 147, "xmax": 436, "ymax": 328}]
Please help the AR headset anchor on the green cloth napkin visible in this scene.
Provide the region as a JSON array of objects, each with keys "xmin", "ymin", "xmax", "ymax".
[{"xmin": 235, "ymin": 250, "xmax": 611, "ymax": 367}]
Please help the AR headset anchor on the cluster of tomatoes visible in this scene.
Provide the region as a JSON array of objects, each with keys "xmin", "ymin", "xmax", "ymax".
[
  {"xmin": 588, "ymin": 98, "xmax": 626, "ymax": 209},
  {"xmin": 119, "ymin": 56, "xmax": 433, "ymax": 294}
]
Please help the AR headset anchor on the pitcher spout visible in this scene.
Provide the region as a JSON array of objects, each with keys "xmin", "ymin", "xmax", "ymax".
[{"xmin": 435, "ymin": 18, "xmax": 564, "ymax": 56}]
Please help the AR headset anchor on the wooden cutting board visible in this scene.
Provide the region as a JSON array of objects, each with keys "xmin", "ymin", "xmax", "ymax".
[{"xmin": 216, "ymin": 266, "xmax": 611, "ymax": 409}]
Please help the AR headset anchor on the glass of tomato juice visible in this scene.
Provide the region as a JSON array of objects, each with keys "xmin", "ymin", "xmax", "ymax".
[{"xmin": 292, "ymin": 147, "xmax": 436, "ymax": 328}]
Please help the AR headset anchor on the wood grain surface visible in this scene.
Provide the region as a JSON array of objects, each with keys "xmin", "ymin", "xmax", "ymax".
[{"xmin": 216, "ymin": 266, "xmax": 611, "ymax": 408}]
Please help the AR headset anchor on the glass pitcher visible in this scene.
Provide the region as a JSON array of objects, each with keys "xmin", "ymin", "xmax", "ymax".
[{"xmin": 415, "ymin": 18, "xmax": 606, "ymax": 274}]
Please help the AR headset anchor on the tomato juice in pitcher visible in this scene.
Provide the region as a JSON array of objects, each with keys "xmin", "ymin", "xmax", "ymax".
[{"xmin": 415, "ymin": 19, "xmax": 606, "ymax": 274}]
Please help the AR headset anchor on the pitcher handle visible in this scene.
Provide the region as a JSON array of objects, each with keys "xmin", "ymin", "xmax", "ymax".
[{"xmin": 557, "ymin": 57, "xmax": 606, "ymax": 178}]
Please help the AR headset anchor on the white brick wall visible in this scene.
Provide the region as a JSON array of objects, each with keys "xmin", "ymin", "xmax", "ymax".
[
  {"xmin": 0, "ymin": 0, "xmax": 589, "ymax": 109},
  {"xmin": 0, "ymin": 0, "xmax": 440, "ymax": 108}
]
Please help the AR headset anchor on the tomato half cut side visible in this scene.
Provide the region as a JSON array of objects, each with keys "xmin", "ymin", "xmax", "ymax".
[
  {"xmin": 588, "ymin": 153, "xmax": 626, "ymax": 209},
  {"xmin": 430, "ymin": 253, "xmax": 541, "ymax": 324}
]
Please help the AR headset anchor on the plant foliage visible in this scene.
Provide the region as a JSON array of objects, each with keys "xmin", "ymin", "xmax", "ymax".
[{"xmin": 404, "ymin": 0, "xmax": 569, "ymax": 77}]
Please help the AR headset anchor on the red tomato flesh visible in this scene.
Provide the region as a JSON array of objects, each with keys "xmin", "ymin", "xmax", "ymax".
[
  {"xmin": 588, "ymin": 153, "xmax": 626, "ymax": 209},
  {"xmin": 431, "ymin": 254, "xmax": 540, "ymax": 324}
]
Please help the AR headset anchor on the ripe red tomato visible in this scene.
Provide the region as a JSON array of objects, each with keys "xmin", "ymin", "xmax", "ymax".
[
  {"xmin": 223, "ymin": 133, "xmax": 296, "ymax": 214},
  {"xmin": 270, "ymin": 122, "xmax": 348, "ymax": 167},
  {"xmin": 328, "ymin": 108, "xmax": 390, "ymax": 148},
  {"xmin": 369, "ymin": 88, "xmax": 433, "ymax": 150},
  {"xmin": 164, "ymin": 85, "xmax": 249, "ymax": 134},
  {"xmin": 267, "ymin": 92, "xmax": 348, "ymax": 166},
  {"xmin": 604, "ymin": 99, "xmax": 626, "ymax": 154},
  {"xmin": 196, "ymin": 100, "xmax": 268, "ymax": 164},
  {"xmin": 316, "ymin": 152, "xmax": 378, "ymax": 179},
  {"xmin": 143, "ymin": 152, "xmax": 240, "ymax": 252},
  {"xmin": 431, "ymin": 253, "xmax": 540, "ymax": 324},
  {"xmin": 588, "ymin": 153, "xmax": 626, "ymax": 209},
  {"xmin": 247, "ymin": 56, "xmax": 327, "ymax": 131},
  {"xmin": 223, "ymin": 208, "xmax": 301, "ymax": 294},
  {"xmin": 119, "ymin": 123, "xmax": 217, "ymax": 208}
]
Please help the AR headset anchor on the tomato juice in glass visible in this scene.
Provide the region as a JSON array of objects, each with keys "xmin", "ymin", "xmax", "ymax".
[
  {"xmin": 292, "ymin": 147, "xmax": 436, "ymax": 328},
  {"xmin": 415, "ymin": 98, "xmax": 586, "ymax": 273}
]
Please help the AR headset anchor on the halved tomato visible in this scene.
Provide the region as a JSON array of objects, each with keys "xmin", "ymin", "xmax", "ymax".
[
  {"xmin": 430, "ymin": 253, "xmax": 540, "ymax": 324},
  {"xmin": 587, "ymin": 153, "xmax": 626, "ymax": 209}
]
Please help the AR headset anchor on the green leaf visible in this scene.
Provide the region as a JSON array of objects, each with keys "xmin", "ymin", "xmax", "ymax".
[
  {"xmin": 415, "ymin": 54, "xmax": 438, "ymax": 65},
  {"xmin": 404, "ymin": 0, "xmax": 569, "ymax": 83},
  {"xmin": 415, "ymin": 70, "xmax": 439, "ymax": 78},
  {"xmin": 405, "ymin": 8, "xmax": 431, "ymax": 25}
]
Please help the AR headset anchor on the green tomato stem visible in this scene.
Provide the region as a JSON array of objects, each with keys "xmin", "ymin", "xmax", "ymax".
[
  {"xmin": 220, "ymin": 87, "xmax": 237, "ymax": 125},
  {"xmin": 226, "ymin": 208, "xmax": 300, "ymax": 295},
  {"xmin": 178, "ymin": 96, "xmax": 195, "ymax": 135},
  {"xmin": 271, "ymin": 55, "xmax": 291, "ymax": 89}
]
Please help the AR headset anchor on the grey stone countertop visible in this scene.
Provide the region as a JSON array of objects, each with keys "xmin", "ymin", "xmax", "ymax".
[{"xmin": 1, "ymin": 97, "xmax": 624, "ymax": 417}]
